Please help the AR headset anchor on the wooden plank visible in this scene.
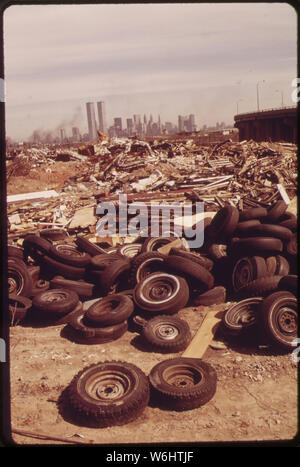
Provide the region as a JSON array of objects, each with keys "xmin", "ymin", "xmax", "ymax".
[{"xmin": 182, "ymin": 309, "xmax": 225, "ymax": 359}]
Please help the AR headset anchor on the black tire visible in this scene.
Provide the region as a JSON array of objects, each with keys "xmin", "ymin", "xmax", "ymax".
[
  {"xmin": 117, "ymin": 243, "xmax": 142, "ymax": 258},
  {"xmin": 277, "ymin": 275, "xmax": 298, "ymax": 296},
  {"xmin": 169, "ymin": 248, "xmax": 214, "ymax": 271},
  {"xmin": 75, "ymin": 235, "xmax": 108, "ymax": 256},
  {"xmin": 231, "ymin": 256, "xmax": 267, "ymax": 292},
  {"xmin": 277, "ymin": 212, "xmax": 297, "ymax": 232},
  {"xmin": 40, "ymin": 255, "xmax": 86, "ymax": 280},
  {"xmin": 67, "ymin": 310, "xmax": 128, "ymax": 343},
  {"xmin": 99, "ymin": 260, "xmax": 131, "ymax": 294},
  {"xmin": 264, "ymin": 201, "xmax": 288, "ymax": 223},
  {"xmin": 65, "ymin": 361, "xmax": 150, "ymax": 427},
  {"xmin": 164, "ymin": 255, "xmax": 214, "ymax": 291},
  {"xmin": 234, "ymin": 220, "xmax": 261, "ymax": 236},
  {"xmin": 207, "ymin": 205, "xmax": 239, "ymax": 242},
  {"xmin": 49, "ymin": 244, "xmax": 91, "ymax": 267},
  {"xmin": 261, "ymin": 291, "xmax": 297, "ymax": 350},
  {"xmin": 23, "ymin": 234, "xmax": 52, "ymax": 259},
  {"xmin": 40, "ymin": 228, "xmax": 67, "ymax": 241},
  {"xmin": 229, "ymin": 237, "xmax": 283, "ymax": 257},
  {"xmin": 50, "ymin": 276, "xmax": 95, "ymax": 300},
  {"xmin": 239, "ymin": 207, "xmax": 268, "ymax": 221},
  {"xmin": 274, "ymin": 255, "xmax": 290, "ymax": 276},
  {"xmin": 239, "ymin": 224, "xmax": 292, "ymax": 242},
  {"xmin": 7, "ymin": 258, "xmax": 32, "ymax": 297},
  {"xmin": 192, "ymin": 286, "xmax": 226, "ymax": 306},
  {"xmin": 149, "ymin": 357, "xmax": 217, "ymax": 411},
  {"xmin": 32, "ymin": 288, "xmax": 79, "ymax": 315},
  {"xmin": 141, "ymin": 315, "xmax": 192, "ymax": 353},
  {"xmin": 285, "ymin": 233, "xmax": 297, "ymax": 256},
  {"xmin": 129, "ymin": 252, "xmax": 166, "ymax": 286},
  {"xmin": 7, "ymin": 245, "xmax": 24, "ymax": 260},
  {"xmin": 86, "ymin": 294, "xmax": 134, "ymax": 326},
  {"xmin": 222, "ymin": 297, "xmax": 263, "ymax": 336},
  {"xmin": 237, "ymin": 275, "xmax": 283, "ymax": 299},
  {"xmin": 90, "ymin": 253, "xmax": 128, "ymax": 271},
  {"xmin": 133, "ymin": 272, "xmax": 190, "ymax": 314},
  {"xmin": 8, "ymin": 294, "xmax": 32, "ymax": 325}
]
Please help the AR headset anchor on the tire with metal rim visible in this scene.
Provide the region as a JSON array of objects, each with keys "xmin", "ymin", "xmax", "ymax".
[
  {"xmin": 129, "ymin": 251, "xmax": 166, "ymax": 286},
  {"xmin": 141, "ymin": 315, "xmax": 191, "ymax": 352},
  {"xmin": 32, "ymin": 288, "xmax": 79, "ymax": 315},
  {"xmin": 133, "ymin": 272, "xmax": 190, "ymax": 314},
  {"xmin": 222, "ymin": 297, "xmax": 263, "ymax": 336},
  {"xmin": 86, "ymin": 294, "xmax": 134, "ymax": 326},
  {"xmin": 65, "ymin": 361, "xmax": 150, "ymax": 427},
  {"xmin": 8, "ymin": 258, "xmax": 32, "ymax": 297},
  {"xmin": 261, "ymin": 291, "xmax": 297, "ymax": 350},
  {"xmin": 49, "ymin": 244, "xmax": 91, "ymax": 267},
  {"xmin": 8, "ymin": 294, "xmax": 32, "ymax": 325},
  {"xmin": 149, "ymin": 357, "xmax": 217, "ymax": 411},
  {"xmin": 231, "ymin": 256, "xmax": 267, "ymax": 292},
  {"xmin": 117, "ymin": 243, "xmax": 142, "ymax": 258}
]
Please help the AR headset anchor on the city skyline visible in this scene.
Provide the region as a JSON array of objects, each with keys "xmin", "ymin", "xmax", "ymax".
[{"xmin": 4, "ymin": 3, "xmax": 296, "ymax": 141}]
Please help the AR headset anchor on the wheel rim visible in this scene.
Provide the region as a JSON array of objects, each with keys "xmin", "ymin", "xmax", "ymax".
[
  {"xmin": 233, "ymin": 258, "xmax": 252, "ymax": 291},
  {"xmin": 41, "ymin": 290, "xmax": 69, "ymax": 303},
  {"xmin": 276, "ymin": 307, "xmax": 297, "ymax": 334},
  {"xmin": 154, "ymin": 323, "xmax": 179, "ymax": 340},
  {"xmin": 139, "ymin": 274, "xmax": 180, "ymax": 304},
  {"xmin": 163, "ymin": 365, "xmax": 202, "ymax": 388},
  {"xmin": 85, "ymin": 371, "xmax": 131, "ymax": 401}
]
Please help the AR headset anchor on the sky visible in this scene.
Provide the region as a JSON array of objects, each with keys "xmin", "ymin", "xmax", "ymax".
[{"xmin": 3, "ymin": 2, "xmax": 297, "ymax": 141}]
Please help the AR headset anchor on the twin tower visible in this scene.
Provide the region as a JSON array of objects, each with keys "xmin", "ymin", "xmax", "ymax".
[{"xmin": 86, "ymin": 101, "xmax": 106, "ymax": 140}]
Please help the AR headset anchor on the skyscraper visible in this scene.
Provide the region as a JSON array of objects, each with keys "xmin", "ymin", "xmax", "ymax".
[
  {"xmin": 97, "ymin": 101, "xmax": 107, "ymax": 134},
  {"xmin": 86, "ymin": 102, "xmax": 98, "ymax": 140}
]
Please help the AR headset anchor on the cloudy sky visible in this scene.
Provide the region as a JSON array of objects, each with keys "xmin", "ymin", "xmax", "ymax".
[{"xmin": 3, "ymin": 3, "xmax": 297, "ymax": 141}]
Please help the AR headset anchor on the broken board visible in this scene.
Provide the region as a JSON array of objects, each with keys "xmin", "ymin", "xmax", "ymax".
[{"xmin": 182, "ymin": 308, "xmax": 225, "ymax": 359}]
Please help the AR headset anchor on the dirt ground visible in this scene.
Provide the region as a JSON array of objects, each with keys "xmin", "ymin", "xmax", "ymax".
[{"xmin": 7, "ymin": 303, "xmax": 298, "ymax": 446}]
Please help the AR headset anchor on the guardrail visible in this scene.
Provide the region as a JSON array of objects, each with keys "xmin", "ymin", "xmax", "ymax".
[{"xmin": 235, "ymin": 106, "xmax": 297, "ymax": 118}]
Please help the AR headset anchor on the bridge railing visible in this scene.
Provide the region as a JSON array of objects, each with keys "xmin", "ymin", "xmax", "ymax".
[{"xmin": 235, "ymin": 105, "xmax": 297, "ymax": 118}]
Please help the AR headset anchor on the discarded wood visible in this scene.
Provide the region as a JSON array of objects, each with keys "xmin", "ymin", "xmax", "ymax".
[
  {"xmin": 182, "ymin": 308, "xmax": 225, "ymax": 358},
  {"xmin": 12, "ymin": 428, "xmax": 94, "ymax": 445}
]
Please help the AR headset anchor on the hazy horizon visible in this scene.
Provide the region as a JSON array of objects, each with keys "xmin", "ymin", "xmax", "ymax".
[{"xmin": 3, "ymin": 3, "xmax": 297, "ymax": 141}]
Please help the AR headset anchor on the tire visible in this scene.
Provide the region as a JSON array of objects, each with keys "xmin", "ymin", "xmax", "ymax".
[
  {"xmin": 99, "ymin": 260, "xmax": 131, "ymax": 294},
  {"xmin": 285, "ymin": 233, "xmax": 297, "ymax": 256},
  {"xmin": 229, "ymin": 237, "xmax": 283, "ymax": 257},
  {"xmin": 239, "ymin": 224, "xmax": 292, "ymax": 242},
  {"xmin": 7, "ymin": 258, "xmax": 32, "ymax": 297},
  {"xmin": 277, "ymin": 212, "xmax": 297, "ymax": 232},
  {"xmin": 149, "ymin": 357, "xmax": 217, "ymax": 411},
  {"xmin": 231, "ymin": 256, "xmax": 267, "ymax": 292},
  {"xmin": 68, "ymin": 310, "xmax": 128, "ymax": 343},
  {"xmin": 234, "ymin": 220, "xmax": 261, "ymax": 236},
  {"xmin": 129, "ymin": 252, "xmax": 166, "ymax": 286},
  {"xmin": 264, "ymin": 201, "xmax": 288, "ymax": 223},
  {"xmin": 273, "ymin": 255, "xmax": 290, "ymax": 276},
  {"xmin": 8, "ymin": 294, "xmax": 32, "ymax": 325},
  {"xmin": 49, "ymin": 244, "xmax": 91, "ymax": 267},
  {"xmin": 32, "ymin": 288, "xmax": 79, "ymax": 315},
  {"xmin": 65, "ymin": 361, "xmax": 150, "ymax": 427},
  {"xmin": 261, "ymin": 291, "xmax": 297, "ymax": 350},
  {"xmin": 277, "ymin": 275, "xmax": 297, "ymax": 296},
  {"xmin": 222, "ymin": 297, "xmax": 263, "ymax": 336},
  {"xmin": 7, "ymin": 245, "xmax": 24, "ymax": 260},
  {"xmin": 50, "ymin": 276, "xmax": 95, "ymax": 300},
  {"xmin": 55, "ymin": 300, "xmax": 83, "ymax": 325},
  {"xmin": 30, "ymin": 279, "xmax": 50, "ymax": 297},
  {"xmin": 23, "ymin": 234, "xmax": 52, "ymax": 259},
  {"xmin": 169, "ymin": 248, "xmax": 214, "ymax": 271},
  {"xmin": 239, "ymin": 207, "xmax": 268, "ymax": 221},
  {"xmin": 207, "ymin": 205, "xmax": 239, "ymax": 242},
  {"xmin": 164, "ymin": 255, "xmax": 214, "ymax": 291},
  {"xmin": 192, "ymin": 286, "xmax": 226, "ymax": 306},
  {"xmin": 117, "ymin": 243, "xmax": 142, "ymax": 258},
  {"xmin": 133, "ymin": 272, "xmax": 190, "ymax": 314},
  {"xmin": 237, "ymin": 275, "xmax": 283, "ymax": 299},
  {"xmin": 40, "ymin": 255, "xmax": 86, "ymax": 280},
  {"xmin": 85, "ymin": 294, "xmax": 134, "ymax": 326},
  {"xmin": 90, "ymin": 253, "xmax": 128, "ymax": 271},
  {"xmin": 40, "ymin": 228, "xmax": 67, "ymax": 242},
  {"xmin": 141, "ymin": 236, "xmax": 187, "ymax": 253},
  {"xmin": 141, "ymin": 315, "xmax": 192, "ymax": 353},
  {"xmin": 75, "ymin": 235, "xmax": 108, "ymax": 256}
]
